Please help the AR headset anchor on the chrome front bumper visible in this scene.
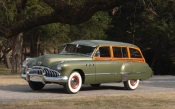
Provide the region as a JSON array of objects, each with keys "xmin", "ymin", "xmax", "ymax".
[{"xmin": 21, "ymin": 66, "xmax": 68, "ymax": 84}]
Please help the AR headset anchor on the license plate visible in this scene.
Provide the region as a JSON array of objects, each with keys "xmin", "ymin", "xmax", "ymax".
[{"xmin": 30, "ymin": 76, "xmax": 43, "ymax": 82}]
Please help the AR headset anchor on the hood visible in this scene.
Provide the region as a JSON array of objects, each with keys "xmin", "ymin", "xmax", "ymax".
[{"xmin": 28, "ymin": 54, "xmax": 92, "ymax": 67}]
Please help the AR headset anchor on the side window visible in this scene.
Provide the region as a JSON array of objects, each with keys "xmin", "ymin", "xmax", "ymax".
[
  {"xmin": 95, "ymin": 46, "xmax": 111, "ymax": 57},
  {"xmin": 130, "ymin": 48, "xmax": 142, "ymax": 58},
  {"xmin": 113, "ymin": 47, "xmax": 128, "ymax": 58}
]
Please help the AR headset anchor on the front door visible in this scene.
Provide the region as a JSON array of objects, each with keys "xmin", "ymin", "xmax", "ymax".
[
  {"xmin": 93, "ymin": 46, "xmax": 115, "ymax": 83},
  {"xmin": 95, "ymin": 60, "xmax": 115, "ymax": 83}
]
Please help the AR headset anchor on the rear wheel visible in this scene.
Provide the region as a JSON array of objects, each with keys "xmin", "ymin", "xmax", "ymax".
[
  {"xmin": 123, "ymin": 79, "xmax": 139, "ymax": 90},
  {"xmin": 29, "ymin": 81, "xmax": 45, "ymax": 90},
  {"xmin": 90, "ymin": 84, "xmax": 101, "ymax": 87},
  {"xmin": 65, "ymin": 72, "xmax": 82, "ymax": 94}
]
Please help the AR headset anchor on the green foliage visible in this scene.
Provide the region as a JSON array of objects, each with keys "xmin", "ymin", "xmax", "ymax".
[
  {"xmin": 65, "ymin": 0, "xmax": 85, "ymax": 5},
  {"xmin": 39, "ymin": 23, "xmax": 71, "ymax": 50},
  {"xmin": 24, "ymin": 11, "xmax": 111, "ymax": 53},
  {"xmin": 106, "ymin": 0, "xmax": 175, "ymax": 74},
  {"xmin": 0, "ymin": 0, "xmax": 53, "ymax": 30},
  {"xmin": 25, "ymin": 0, "xmax": 53, "ymax": 19},
  {"xmin": 0, "ymin": 0, "xmax": 19, "ymax": 27},
  {"xmin": 72, "ymin": 11, "xmax": 111, "ymax": 40}
]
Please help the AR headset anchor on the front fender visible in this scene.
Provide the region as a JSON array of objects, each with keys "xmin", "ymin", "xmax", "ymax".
[{"xmin": 61, "ymin": 60, "xmax": 94, "ymax": 75}]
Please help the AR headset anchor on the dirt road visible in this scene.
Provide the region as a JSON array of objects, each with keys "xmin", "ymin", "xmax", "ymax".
[{"xmin": 0, "ymin": 75, "xmax": 175, "ymax": 103}]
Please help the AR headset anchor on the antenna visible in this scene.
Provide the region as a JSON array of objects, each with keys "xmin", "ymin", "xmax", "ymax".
[{"xmin": 78, "ymin": 30, "xmax": 90, "ymax": 42}]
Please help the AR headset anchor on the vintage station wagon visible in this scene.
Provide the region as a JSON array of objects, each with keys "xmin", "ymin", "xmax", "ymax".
[{"xmin": 21, "ymin": 40, "xmax": 153, "ymax": 94}]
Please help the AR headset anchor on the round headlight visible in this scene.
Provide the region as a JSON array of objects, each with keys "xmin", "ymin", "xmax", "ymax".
[
  {"xmin": 57, "ymin": 64, "xmax": 62, "ymax": 70},
  {"xmin": 37, "ymin": 61, "xmax": 43, "ymax": 65},
  {"xmin": 22, "ymin": 62, "xmax": 27, "ymax": 67},
  {"xmin": 22, "ymin": 60, "xmax": 28, "ymax": 67}
]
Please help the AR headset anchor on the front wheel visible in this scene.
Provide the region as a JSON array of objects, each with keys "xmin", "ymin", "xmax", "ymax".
[
  {"xmin": 29, "ymin": 81, "xmax": 45, "ymax": 90},
  {"xmin": 123, "ymin": 79, "xmax": 139, "ymax": 90},
  {"xmin": 65, "ymin": 72, "xmax": 82, "ymax": 94}
]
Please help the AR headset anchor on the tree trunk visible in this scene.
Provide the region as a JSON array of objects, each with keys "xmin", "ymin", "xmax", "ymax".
[
  {"xmin": 2, "ymin": 52, "xmax": 11, "ymax": 69},
  {"xmin": 30, "ymin": 34, "xmax": 40, "ymax": 57},
  {"xmin": 1, "ymin": 48, "xmax": 12, "ymax": 69},
  {"xmin": 11, "ymin": 33, "xmax": 23, "ymax": 74},
  {"xmin": 4, "ymin": 53, "xmax": 11, "ymax": 69}
]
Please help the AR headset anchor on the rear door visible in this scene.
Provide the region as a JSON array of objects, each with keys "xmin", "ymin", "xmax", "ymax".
[{"xmin": 112, "ymin": 46, "xmax": 131, "ymax": 81}]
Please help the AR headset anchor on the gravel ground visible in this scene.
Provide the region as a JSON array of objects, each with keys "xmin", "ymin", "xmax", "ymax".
[{"xmin": 0, "ymin": 75, "xmax": 175, "ymax": 103}]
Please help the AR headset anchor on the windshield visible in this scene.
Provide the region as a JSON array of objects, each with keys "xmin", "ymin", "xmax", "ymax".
[{"xmin": 60, "ymin": 44, "xmax": 95, "ymax": 56}]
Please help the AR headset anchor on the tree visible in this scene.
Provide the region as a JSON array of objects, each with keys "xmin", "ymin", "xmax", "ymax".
[
  {"xmin": 0, "ymin": 0, "xmax": 124, "ymax": 38},
  {"xmin": 0, "ymin": 0, "xmax": 27, "ymax": 73},
  {"xmin": 0, "ymin": 0, "xmax": 20, "ymax": 70},
  {"xmin": 106, "ymin": 0, "xmax": 175, "ymax": 74},
  {"xmin": 1, "ymin": 0, "xmax": 174, "ymax": 75},
  {"xmin": 23, "ymin": 11, "xmax": 111, "ymax": 56}
]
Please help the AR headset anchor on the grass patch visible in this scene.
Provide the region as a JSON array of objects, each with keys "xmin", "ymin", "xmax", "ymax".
[
  {"xmin": 0, "ymin": 69, "xmax": 12, "ymax": 75},
  {"xmin": 0, "ymin": 63, "xmax": 11, "ymax": 75},
  {"xmin": 1, "ymin": 92, "xmax": 175, "ymax": 109},
  {"xmin": 0, "ymin": 63, "xmax": 20, "ymax": 75}
]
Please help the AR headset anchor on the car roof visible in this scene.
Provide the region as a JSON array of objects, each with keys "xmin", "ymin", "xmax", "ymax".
[{"xmin": 69, "ymin": 40, "xmax": 138, "ymax": 48}]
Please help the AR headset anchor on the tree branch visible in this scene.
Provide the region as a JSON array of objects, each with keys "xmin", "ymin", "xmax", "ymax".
[
  {"xmin": 1, "ymin": 0, "xmax": 123, "ymax": 38},
  {"xmin": 141, "ymin": 0, "xmax": 158, "ymax": 17}
]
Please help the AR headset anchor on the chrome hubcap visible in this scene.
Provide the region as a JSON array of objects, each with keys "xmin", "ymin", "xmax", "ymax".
[{"xmin": 71, "ymin": 76, "xmax": 79, "ymax": 89}]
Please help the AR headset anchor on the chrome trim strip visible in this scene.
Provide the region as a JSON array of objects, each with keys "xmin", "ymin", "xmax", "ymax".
[
  {"xmin": 96, "ymin": 73, "xmax": 117, "ymax": 75},
  {"xmin": 85, "ymin": 73, "xmax": 95, "ymax": 76},
  {"xmin": 120, "ymin": 72, "xmax": 144, "ymax": 75},
  {"xmin": 86, "ymin": 72, "xmax": 145, "ymax": 76},
  {"xmin": 85, "ymin": 73, "xmax": 117, "ymax": 76}
]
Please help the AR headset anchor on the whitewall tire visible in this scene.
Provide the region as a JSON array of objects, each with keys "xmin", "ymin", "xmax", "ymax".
[
  {"xmin": 65, "ymin": 72, "xmax": 82, "ymax": 94},
  {"xmin": 124, "ymin": 79, "xmax": 140, "ymax": 90}
]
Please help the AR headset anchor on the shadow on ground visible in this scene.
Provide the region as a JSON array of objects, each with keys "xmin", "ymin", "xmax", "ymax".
[{"xmin": 0, "ymin": 84, "xmax": 125, "ymax": 94}]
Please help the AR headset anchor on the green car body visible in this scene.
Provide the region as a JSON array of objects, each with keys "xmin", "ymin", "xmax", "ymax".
[{"xmin": 21, "ymin": 40, "xmax": 153, "ymax": 94}]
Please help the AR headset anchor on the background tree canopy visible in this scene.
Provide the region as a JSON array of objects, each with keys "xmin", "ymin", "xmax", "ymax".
[{"xmin": 0, "ymin": 0, "xmax": 175, "ymax": 75}]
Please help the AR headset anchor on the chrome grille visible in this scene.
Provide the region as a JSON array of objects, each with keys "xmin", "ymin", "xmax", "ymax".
[
  {"xmin": 29, "ymin": 69, "xmax": 42, "ymax": 75},
  {"xmin": 28, "ymin": 66, "xmax": 60, "ymax": 77},
  {"xmin": 43, "ymin": 68, "xmax": 60, "ymax": 77}
]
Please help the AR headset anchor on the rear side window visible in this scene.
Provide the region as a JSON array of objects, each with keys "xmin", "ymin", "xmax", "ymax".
[
  {"xmin": 129, "ymin": 48, "xmax": 142, "ymax": 58},
  {"xmin": 113, "ymin": 47, "xmax": 128, "ymax": 58}
]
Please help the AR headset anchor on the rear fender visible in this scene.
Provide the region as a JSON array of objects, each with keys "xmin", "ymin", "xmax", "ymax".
[
  {"xmin": 120, "ymin": 62, "xmax": 153, "ymax": 81},
  {"xmin": 120, "ymin": 62, "xmax": 132, "ymax": 81}
]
